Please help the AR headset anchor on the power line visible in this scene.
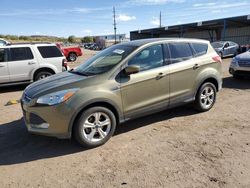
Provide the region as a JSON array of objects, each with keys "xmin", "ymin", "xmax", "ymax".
[
  {"xmin": 113, "ymin": 6, "xmax": 117, "ymax": 43},
  {"xmin": 160, "ymin": 11, "xmax": 162, "ymax": 28}
]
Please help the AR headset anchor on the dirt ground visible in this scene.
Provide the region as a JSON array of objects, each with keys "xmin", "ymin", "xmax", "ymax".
[{"xmin": 0, "ymin": 50, "xmax": 249, "ymax": 188}]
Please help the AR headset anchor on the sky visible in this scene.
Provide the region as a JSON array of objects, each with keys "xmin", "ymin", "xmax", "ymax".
[{"xmin": 0, "ymin": 0, "xmax": 250, "ymax": 38}]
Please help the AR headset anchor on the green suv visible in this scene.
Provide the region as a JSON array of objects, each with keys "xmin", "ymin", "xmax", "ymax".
[{"xmin": 21, "ymin": 38, "xmax": 222, "ymax": 148}]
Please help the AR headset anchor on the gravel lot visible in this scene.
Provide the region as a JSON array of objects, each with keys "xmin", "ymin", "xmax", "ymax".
[{"xmin": 0, "ymin": 50, "xmax": 249, "ymax": 188}]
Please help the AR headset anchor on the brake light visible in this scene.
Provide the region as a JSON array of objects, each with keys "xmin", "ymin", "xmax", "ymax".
[
  {"xmin": 212, "ymin": 56, "xmax": 222, "ymax": 63},
  {"xmin": 62, "ymin": 59, "xmax": 67, "ymax": 67}
]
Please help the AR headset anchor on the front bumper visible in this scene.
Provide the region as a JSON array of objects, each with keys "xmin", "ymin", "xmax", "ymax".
[
  {"xmin": 21, "ymin": 99, "xmax": 74, "ymax": 139},
  {"xmin": 229, "ymin": 64, "xmax": 250, "ymax": 76}
]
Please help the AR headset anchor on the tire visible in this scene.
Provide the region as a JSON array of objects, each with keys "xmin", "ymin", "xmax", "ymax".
[
  {"xmin": 67, "ymin": 53, "xmax": 77, "ymax": 62},
  {"xmin": 34, "ymin": 71, "xmax": 52, "ymax": 81},
  {"xmin": 219, "ymin": 52, "xmax": 223, "ymax": 58},
  {"xmin": 74, "ymin": 107, "xmax": 117, "ymax": 148},
  {"xmin": 194, "ymin": 82, "xmax": 217, "ymax": 112}
]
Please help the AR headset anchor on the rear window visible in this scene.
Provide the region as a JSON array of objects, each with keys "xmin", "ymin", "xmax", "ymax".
[
  {"xmin": 38, "ymin": 46, "xmax": 63, "ymax": 58},
  {"xmin": 192, "ymin": 43, "xmax": 208, "ymax": 57},
  {"xmin": 168, "ymin": 43, "xmax": 193, "ymax": 63},
  {"xmin": 9, "ymin": 47, "xmax": 34, "ymax": 61}
]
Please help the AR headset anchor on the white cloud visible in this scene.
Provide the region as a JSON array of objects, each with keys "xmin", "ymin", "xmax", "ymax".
[
  {"xmin": 129, "ymin": 0, "xmax": 185, "ymax": 5},
  {"xmin": 192, "ymin": 2, "xmax": 250, "ymax": 10},
  {"xmin": 117, "ymin": 14, "xmax": 136, "ymax": 22},
  {"xmin": 193, "ymin": 2, "xmax": 216, "ymax": 7},
  {"xmin": 82, "ymin": 29, "xmax": 92, "ymax": 34},
  {"xmin": 150, "ymin": 16, "xmax": 160, "ymax": 26}
]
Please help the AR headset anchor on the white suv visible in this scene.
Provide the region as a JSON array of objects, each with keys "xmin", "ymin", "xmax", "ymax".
[{"xmin": 0, "ymin": 43, "xmax": 67, "ymax": 86}]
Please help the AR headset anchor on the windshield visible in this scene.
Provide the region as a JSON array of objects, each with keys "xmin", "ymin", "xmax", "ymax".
[
  {"xmin": 211, "ymin": 42, "xmax": 224, "ymax": 48},
  {"xmin": 71, "ymin": 44, "xmax": 137, "ymax": 75}
]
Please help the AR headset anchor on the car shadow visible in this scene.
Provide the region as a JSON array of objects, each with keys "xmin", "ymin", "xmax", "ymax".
[
  {"xmin": 0, "ymin": 106, "xmax": 197, "ymax": 166},
  {"xmin": 0, "ymin": 84, "xmax": 28, "ymax": 93},
  {"xmin": 223, "ymin": 76, "xmax": 250, "ymax": 90}
]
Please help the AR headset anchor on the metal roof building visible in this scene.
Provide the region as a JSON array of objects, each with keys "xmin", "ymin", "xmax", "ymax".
[{"xmin": 130, "ymin": 15, "xmax": 250, "ymax": 45}]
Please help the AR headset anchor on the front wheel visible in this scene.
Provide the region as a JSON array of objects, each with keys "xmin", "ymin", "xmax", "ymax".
[
  {"xmin": 74, "ymin": 107, "xmax": 117, "ymax": 148},
  {"xmin": 194, "ymin": 82, "xmax": 217, "ymax": 112}
]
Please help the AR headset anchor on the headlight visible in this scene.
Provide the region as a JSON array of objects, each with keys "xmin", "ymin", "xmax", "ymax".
[
  {"xmin": 36, "ymin": 88, "xmax": 79, "ymax": 106},
  {"xmin": 231, "ymin": 58, "xmax": 238, "ymax": 66}
]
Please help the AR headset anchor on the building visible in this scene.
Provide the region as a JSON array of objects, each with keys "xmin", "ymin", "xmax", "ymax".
[
  {"xmin": 93, "ymin": 34, "xmax": 128, "ymax": 48},
  {"xmin": 130, "ymin": 15, "xmax": 250, "ymax": 45}
]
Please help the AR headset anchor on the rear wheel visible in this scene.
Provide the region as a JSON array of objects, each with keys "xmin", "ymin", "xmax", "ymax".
[
  {"xmin": 68, "ymin": 53, "xmax": 77, "ymax": 62},
  {"xmin": 34, "ymin": 71, "xmax": 52, "ymax": 81},
  {"xmin": 219, "ymin": 52, "xmax": 223, "ymax": 58},
  {"xmin": 74, "ymin": 107, "xmax": 116, "ymax": 148},
  {"xmin": 194, "ymin": 82, "xmax": 217, "ymax": 112}
]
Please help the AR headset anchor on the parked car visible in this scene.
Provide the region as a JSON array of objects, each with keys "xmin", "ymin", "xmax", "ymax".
[
  {"xmin": 0, "ymin": 43, "xmax": 67, "ymax": 86},
  {"xmin": 84, "ymin": 43, "xmax": 93, "ymax": 49},
  {"xmin": 211, "ymin": 41, "xmax": 239, "ymax": 58},
  {"xmin": 21, "ymin": 38, "xmax": 222, "ymax": 148},
  {"xmin": 56, "ymin": 43, "xmax": 83, "ymax": 62},
  {"xmin": 0, "ymin": 38, "xmax": 10, "ymax": 46},
  {"xmin": 229, "ymin": 49, "xmax": 250, "ymax": 78}
]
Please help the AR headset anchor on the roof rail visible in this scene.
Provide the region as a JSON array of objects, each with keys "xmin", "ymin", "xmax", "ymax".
[{"xmin": 9, "ymin": 42, "xmax": 52, "ymax": 45}]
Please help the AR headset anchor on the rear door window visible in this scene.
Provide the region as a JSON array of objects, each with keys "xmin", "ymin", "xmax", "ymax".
[
  {"xmin": 9, "ymin": 47, "xmax": 34, "ymax": 61},
  {"xmin": 38, "ymin": 46, "xmax": 63, "ymax": 58},
  {"xmin": 168, "ymin": 43, "xmax": 193, "ymax": 64},
  {"xmin": 191, "ymin": 43, "xmax": 208, "ymax": 57}
]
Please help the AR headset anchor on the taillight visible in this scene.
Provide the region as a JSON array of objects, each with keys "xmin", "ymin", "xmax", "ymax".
[
  {"xmin": 212, "ymin": 56, "xmax": 222, "ymax": 63},
  {"xmin": 62, "ymin": 59, "xmax": 67, "ymax": 67}
]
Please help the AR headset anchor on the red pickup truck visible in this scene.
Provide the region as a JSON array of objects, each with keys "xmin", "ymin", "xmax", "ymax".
[{"xmin": 56, "ymin": 43, "xmax": 83, "ymax": 62}]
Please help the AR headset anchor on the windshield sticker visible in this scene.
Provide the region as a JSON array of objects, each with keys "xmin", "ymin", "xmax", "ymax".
[{"xmin": 113, "ymin": 49, "xmax": 125, "ymax": 54}]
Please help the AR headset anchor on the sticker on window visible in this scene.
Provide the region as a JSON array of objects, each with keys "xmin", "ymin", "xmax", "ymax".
[{"xmin": 113, "ymin": 49, "xmax": 125, "ymax": 54}]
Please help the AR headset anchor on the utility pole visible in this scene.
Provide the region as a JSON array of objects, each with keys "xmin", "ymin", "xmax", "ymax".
[
  {"xmin": 159, "ymin": 11, "xmax": 162, "ymax": 28},
  {"xmin": 113, "ymin": 6, "xmax": 117, "ymax": 43}
]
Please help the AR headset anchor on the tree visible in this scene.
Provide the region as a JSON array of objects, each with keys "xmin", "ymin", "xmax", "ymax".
[
  {"xmin": 68, "ymin": 35, "xmax": 76, "ymax": 43},
  {"xmin": 81, "ymin": 36, "xmax": 93, "ymax": 43}
]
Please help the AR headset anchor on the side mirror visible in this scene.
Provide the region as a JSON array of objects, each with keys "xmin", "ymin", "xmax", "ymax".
[{"xmin": 124, "ymin": 65, "xmax": 140, "ymax": 75}]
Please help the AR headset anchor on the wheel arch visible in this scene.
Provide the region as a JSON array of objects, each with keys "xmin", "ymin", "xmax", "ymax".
[
  {"xmin": 68, "ymin": 99, "xmax": 123, "ymax": 138},
  {"xmin": 195, "ymin": 76, "xmax": 219, "ymax": 99},
  {"xmin": 32, "ymin": 67, "xmax": 56, "ymax": 81}
]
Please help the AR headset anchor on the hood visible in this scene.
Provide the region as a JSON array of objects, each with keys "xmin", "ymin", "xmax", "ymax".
[
  {"xmin": 24, "ymin": 71, "xmax": 88, "ymax": 98},
  {"xmin": 235, "ymin": 51, "xmax": 250, "ymax": 61}
]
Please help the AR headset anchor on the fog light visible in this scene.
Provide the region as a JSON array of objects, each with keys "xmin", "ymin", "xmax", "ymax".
[{"xmin": 30, "ymin": 123, "xmax": 50, "ymax": 129}]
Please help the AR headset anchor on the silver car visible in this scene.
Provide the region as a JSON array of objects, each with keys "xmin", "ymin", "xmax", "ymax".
[
  {"xmin": 229, "ymin": 49, "xmax": 250, "ymax": 78},
  {"xmin": 211, "ymin": 41, "xmax": 239, "ymax": 58}
]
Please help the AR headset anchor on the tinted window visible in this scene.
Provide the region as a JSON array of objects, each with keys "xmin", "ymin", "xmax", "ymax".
[
  {"xmin": 0, "ymin": 49, "xmax": 6, "ymax": 62},
  {"xmin": 9, "ymin": 47, "xmax": 34, "ymax": 61},
  {"xmin": 38, "ymin": 46, "xmax": 63, "ymax": 58},
  {"xmin": 192, "ymin": 43, "xmax": 208, "ymax": 57},
  {"xmin": 168, "ymin": 43, "xmax": 193, "ymax": 63},
  {"xmin": 128, "ymin": 44, "xmax": 164, "ymax": 71}
]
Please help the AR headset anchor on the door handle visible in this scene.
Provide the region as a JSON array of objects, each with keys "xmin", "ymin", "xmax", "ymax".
[
  {"xmin": 28, "ymin": 62, "xmax": 36, "ymax": 65},
  {"xmin": 156, "ymin": 72, "xmax": 166, "ymax": 80},
  {"xmin": 193, "ymin": 64, "xmax": 200, "ymax": 70},
  {"xmin": 0, "ymin": 64, "xmax": 5, "ymax": 67}
]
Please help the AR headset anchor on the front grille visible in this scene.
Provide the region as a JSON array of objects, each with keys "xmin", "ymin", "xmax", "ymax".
[{"xmin": 238, "ymin": 61, "xmax": 250, "ymax": 67}]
